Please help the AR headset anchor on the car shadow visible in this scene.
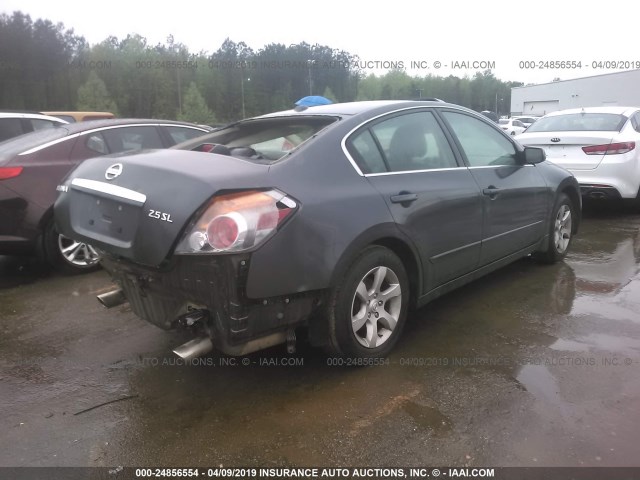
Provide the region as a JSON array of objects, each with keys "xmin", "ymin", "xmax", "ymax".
[
  {"xmin": 582, "ymin": 199, "xmax": 640, "ymax": 218},
  {"xmin": 0, "ymin": 255, "xmax": 51, "ymax": 289}
]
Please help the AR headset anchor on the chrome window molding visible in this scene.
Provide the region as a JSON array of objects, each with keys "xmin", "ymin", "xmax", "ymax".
[{"xmin": 364, "ymin": 166, "xmax": 466, "ymax": 177}]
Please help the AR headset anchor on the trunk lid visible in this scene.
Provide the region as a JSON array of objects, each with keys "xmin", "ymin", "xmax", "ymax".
[
  {"xmin": 516, "ymin": 131, "xmax": 617, "ymax": 170},
  {"xmin": 54, "ymin": 149, "xmax": 270, "ymax": 266}
]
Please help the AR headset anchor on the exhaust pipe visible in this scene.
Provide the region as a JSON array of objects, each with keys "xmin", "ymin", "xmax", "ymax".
[
  {"xmin": 589, "ymin": 191, "xmax": 607, "ymax": 199},
  {"xmin": 173, "ymin": 337, "xmax": 213, "ymax": 360},
  {"xmin": 97, "ymin": 288, "xmax": 127, "ymax": 308}
]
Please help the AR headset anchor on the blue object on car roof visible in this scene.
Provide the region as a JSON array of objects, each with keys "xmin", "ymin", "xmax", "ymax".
[{"xmin": 295, "ymin": 96, "xmax": 333, "ymax": 107}]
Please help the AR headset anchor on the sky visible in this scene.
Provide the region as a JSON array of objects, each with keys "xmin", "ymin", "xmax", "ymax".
[{"xmin": 2, "ymin": 0, "xmax": 637, "ymax": 85}]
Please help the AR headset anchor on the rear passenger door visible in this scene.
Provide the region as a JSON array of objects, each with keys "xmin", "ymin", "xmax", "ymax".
[
  {"xmin": 440, "ymin": 111, "xmax": 548, "ymax": 266},
  {"xmin": 346, "ymin": 109, "xmax": 483, "ymax": 292}
]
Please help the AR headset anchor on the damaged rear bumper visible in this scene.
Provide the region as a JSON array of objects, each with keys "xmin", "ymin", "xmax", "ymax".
[{"xmin": 99, "ymin": 253, "xmax": 321, "ymax": 356}]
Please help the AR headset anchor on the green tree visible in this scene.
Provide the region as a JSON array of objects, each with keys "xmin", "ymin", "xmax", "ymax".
[
  {"xmin": 356, "ymin": 74, "xmax": 382, "ymax": 101},
  {"xmin": 0, "ymin": 11, "xmax": 86, "ymax": 109},
  {"xmin": 177, "ymin": 82, "xmax": 216, "ymax": 124},
  {"xmin": 76, "ymin": 71, "xmax": 118, "ymax": 112},
  {"xmin": 322, "ymin": 86, "xmax": 337, "ymax": 102}
]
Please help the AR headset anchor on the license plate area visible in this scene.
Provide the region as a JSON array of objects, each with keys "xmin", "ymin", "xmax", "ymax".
[
  {"xmin": 69, "ymin": 189, "xmax": 141, "ymax": 247},
  {"xmin": 544, "ymin": 145, "xmax": 563, "ymax": 158}
]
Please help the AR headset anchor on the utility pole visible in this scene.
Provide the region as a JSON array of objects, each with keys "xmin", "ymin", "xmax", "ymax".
[{"xmin": 241, "ymin": 76, "xmax": 250, "ymax": 118}]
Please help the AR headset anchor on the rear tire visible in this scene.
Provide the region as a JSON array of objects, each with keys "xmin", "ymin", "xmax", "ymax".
[
  {"xmin": 533, "ymin": 193, "xmax": 574, "ymax": 264},
  {"xmin": 43, "ymin": 221, "xmax": 101, "ymax": 274},
  {"xmin": 324, "ymin": 246, "xmax": 409, "ymax": 359}
]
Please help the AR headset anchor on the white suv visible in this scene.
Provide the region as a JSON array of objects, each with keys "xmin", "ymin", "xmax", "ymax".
[
  {"xmin": 0, "ymin": 111, "xmax": 68, "ymax": 143},
  {"xmin": 515, "ymin": 107, "xmax": 640, "ymax": 206}
]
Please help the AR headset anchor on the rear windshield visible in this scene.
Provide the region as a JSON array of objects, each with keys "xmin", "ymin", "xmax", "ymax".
[
  {"xmin": 0, "ymin": 127, "xmax": 68, "ymax": 162},
  {"xmin": 526, "ymin": 113, "xmax": 627, "ymax": 132},
  {"xmin": 172, "ymin": 115, "xmax": 338, "ymax": 163}
]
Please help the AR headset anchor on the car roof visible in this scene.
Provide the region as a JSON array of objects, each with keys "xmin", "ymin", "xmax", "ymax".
[
  {"xmin": 0, "ymin": 112, "xmax": 69, "ymax": 123},
  {"xmin": 544, "ymin": 107, "xmax": 639, "ymax": 117},
  {"xmin": 255, "ymin": 100, "xmax": 463, "ymax": 118}
]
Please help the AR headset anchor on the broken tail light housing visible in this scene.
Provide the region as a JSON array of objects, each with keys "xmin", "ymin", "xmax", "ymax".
[{"xmin": 175, "ymin": 189, "xmax": 297, "ymax": 254}]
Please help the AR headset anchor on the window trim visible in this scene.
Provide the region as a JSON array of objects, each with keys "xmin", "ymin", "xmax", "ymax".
[{"xmin": 365, "ymin": 166, "xmax": 469, "ymax": 177}]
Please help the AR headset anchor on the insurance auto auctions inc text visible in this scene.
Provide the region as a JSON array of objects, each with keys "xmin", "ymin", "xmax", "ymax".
[{"xmin": 253, "ymin": 467, "xmax": 494, "ymax": 478}]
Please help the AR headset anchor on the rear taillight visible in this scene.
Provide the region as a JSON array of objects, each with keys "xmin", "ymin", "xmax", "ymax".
[
  {"xmin": 175, "ymin": 189, "xmax": 297, "ymax": 254},
  {"xmin": 0, "ymin": 167, "xmax": 23, "ymax": 180},
  {"xmin": 582, "ymin": 142, "xmax": 635, "ymax": 155},
  {"xmin": 206, "ymin": 212, "xmax": 245, "ymax": 250}
]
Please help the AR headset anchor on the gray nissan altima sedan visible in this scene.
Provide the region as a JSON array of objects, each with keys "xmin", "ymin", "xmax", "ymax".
[{"xmin": 54, "ymin": 100, "xmax": 581, "ymax": 359}]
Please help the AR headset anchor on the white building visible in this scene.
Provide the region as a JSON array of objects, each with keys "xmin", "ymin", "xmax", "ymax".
[{"xmin": 510, "ymin": 69, "xmax": 640, "ymax": 116}]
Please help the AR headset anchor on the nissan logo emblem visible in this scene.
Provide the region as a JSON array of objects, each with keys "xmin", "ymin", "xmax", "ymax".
[
  {"xmin": 551, "ymin": 138, "xmax": 561, "ymax": 143},
  {"xmin": 105, "ymin": 163, "xmax": 123, "ymax": 180}
]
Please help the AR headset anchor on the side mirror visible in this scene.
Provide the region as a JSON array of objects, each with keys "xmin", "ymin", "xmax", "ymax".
[{"xmin": 523, "ymin": 146, "xmax": 545, "ymax": 164}]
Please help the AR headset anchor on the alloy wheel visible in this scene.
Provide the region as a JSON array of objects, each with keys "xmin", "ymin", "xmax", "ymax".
[
  {"xmin": 57, "ymin": 234, "xmax": 100, "ymax": 268},
  {"xmin": 554, "ymin": 204, "xmax": 572, "ymax": 254},
  {"xmin": 350, "ymin": 266, "xmax": 402, "ymax": 348}
]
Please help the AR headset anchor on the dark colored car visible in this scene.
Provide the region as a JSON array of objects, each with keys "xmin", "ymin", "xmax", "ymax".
[
  {"xmin": 0, "ymin": 119, "xmax": 209, "ymax": 273},
  {"xmin": 54, "ymin": 101, "xmax": 581, "ymax": 358}
]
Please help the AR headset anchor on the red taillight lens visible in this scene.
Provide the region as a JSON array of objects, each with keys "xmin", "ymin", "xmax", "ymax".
[
  {"xmin": 176, "ymin": 189, "xmax": 298, "ymax": 254},
  {"xmin": 582, "ymin": 141, "xmax": 635, "ymax": 155},
  {"xmin": 207, "ymin": 213, "xmax": 242, "ymax": 249},
  {"xmin": 0, "ymin": 167, "xmax": 23, "ymax": 180}
]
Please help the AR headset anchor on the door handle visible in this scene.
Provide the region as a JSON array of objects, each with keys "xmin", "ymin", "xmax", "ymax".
[
  {"xmin": 482, "ymin": 186, "xmax": 500, "ymax": 198},
  {"xmin": 390, "ymin": 193, "xmax": 418, "ymax": 204}
]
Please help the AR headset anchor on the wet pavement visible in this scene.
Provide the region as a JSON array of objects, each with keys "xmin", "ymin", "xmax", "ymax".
[{"xmin": 1, "ymin": 205, "xmax": 639, "ymax": 468}]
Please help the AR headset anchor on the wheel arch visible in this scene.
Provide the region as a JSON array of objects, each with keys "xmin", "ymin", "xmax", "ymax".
[
  {"xmin": 34, "ymin": 205, "xmax": 55, "ymax": 260},
  {"xmin": 328, "ymin": 224, "xmax": 422, "ymax": 309},
  {"xmin": 559, "ymin": 181, "xmax": 581, "ymax": 234},
  {"xmin": 38, "ymin": 205, "xmax": 55, "ymax": 232}
]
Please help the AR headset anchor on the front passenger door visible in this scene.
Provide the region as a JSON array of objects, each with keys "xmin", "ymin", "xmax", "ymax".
[{"xmin": 440, "ymin": 111, "xmax": 548, "ymax": 266}]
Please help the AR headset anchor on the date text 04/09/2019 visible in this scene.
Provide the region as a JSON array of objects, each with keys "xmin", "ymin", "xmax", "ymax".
[{"xmin": 518, "ymin": 60, "xmax": 640, "ymax": 69}]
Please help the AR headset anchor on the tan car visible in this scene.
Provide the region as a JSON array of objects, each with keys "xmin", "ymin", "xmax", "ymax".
[{"xmin": 41, "ymin": 111, "xmax": 115, "ymax": 123}]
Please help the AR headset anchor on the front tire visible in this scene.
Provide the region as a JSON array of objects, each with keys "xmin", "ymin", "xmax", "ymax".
[
  {"xmin": 43, "ymin": 221, "xmax": 101, "ymax": 274},
  {"xmin": 324, "ymin": 246, "xmax": 409, "ymax": 358},
  {"xmin": 534, "ymin": 193, "xmax": 574, "ymax": 264}
]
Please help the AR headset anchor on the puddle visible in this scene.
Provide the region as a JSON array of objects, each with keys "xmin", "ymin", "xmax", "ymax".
[
  {"xmin": 516, "ymin": 364, "xmax": 574, "ymax": 420},
  {"xmin": 550, "ymin": 338, "xmax": 590, "ymax": 352},
  {"xmin": 402, "ymin": 400, "xmax": 452, "ymax": 435}
]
